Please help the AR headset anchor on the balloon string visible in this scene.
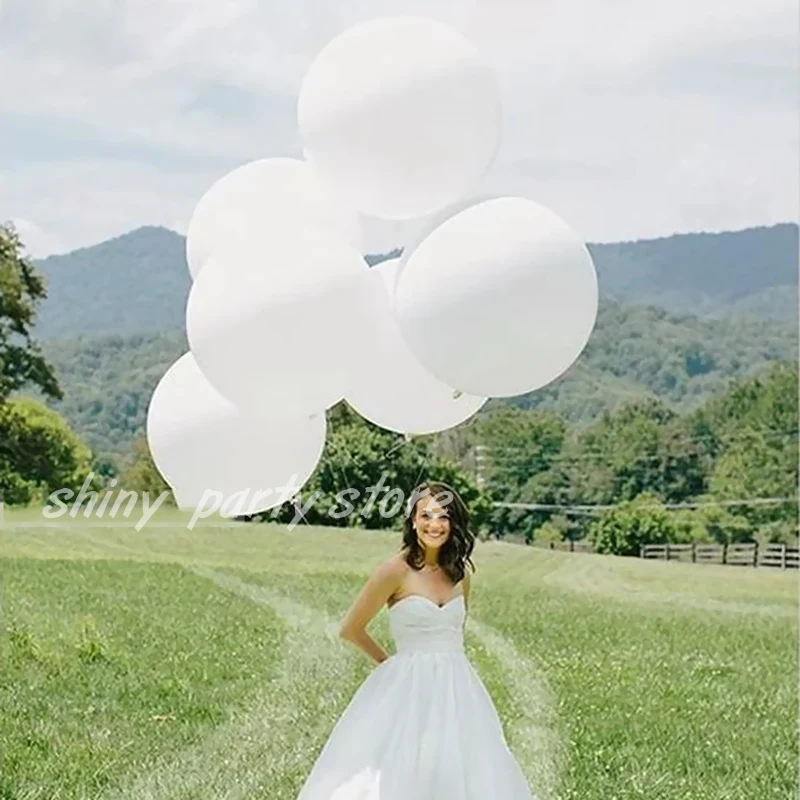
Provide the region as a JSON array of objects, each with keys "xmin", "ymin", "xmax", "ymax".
[
  {"xmin": 324, "ymin": 427, "xmax": 431, "ymax": 513},
  {"xmin": 411, "ymin": 437, "xmax": 430, "ymax": 494},
  {"xmin": 334, "ymin": 435, "xmax": 358, "ymax": 495}
]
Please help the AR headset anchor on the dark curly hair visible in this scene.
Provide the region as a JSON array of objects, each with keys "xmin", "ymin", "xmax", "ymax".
[{"xmin": 400, "ymin": 480, "xmax": 476, "ymax": 585}]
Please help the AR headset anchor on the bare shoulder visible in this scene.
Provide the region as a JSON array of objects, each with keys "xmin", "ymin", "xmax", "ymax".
[
  {"xmin": 370, "ymin": 552, "xmax": 409, "ymax": 584},
  {"xmin": 381, "ymin": 551, "xmax": 411, "ymax": 578}
]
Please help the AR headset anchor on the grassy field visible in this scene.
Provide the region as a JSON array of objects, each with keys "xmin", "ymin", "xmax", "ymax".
[{"xmin": 0, "ymin": 506, "xmax": 797, "ymax": 799}]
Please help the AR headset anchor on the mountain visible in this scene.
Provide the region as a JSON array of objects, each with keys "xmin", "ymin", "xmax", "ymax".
[
  {"xmin": 590, "ymin": 223, "xmax": 798, "ymax": 320},
  {"xmin": 31, "ymin": 222, "xmax": 799, "ymax": 339},
  {"xmin": 20, "ymin": 220, "xmax": 797, "ymax": 460},
  {"xmin": 36, "ymin": 300, "xmax": 796, "ymax": 459},
  {"xmin": 504, "ymin": 300, "xmax": 796, "ymax": 420},
  {"xmin": 32, "ymin": 226, "xmax": 188, "ymax": 340}
]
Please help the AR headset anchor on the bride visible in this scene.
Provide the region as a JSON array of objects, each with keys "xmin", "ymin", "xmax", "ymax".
[{"xmin": 296, "ymin": 480, "xmax": 535, "ymax": 799}]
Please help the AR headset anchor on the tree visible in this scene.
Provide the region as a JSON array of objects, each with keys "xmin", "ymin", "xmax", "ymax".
[
  {"xmin": 589, "ymin": 493, "xmax": 677, "ymax": 556},
  {"xmin": 92, "ymin": 454, "xmax": 119, "ymax": 483},
  {"xmin": 0, "ymin": 398, "xmax": 94, "ymax": 505},
  {"xmin": 263, "ymin": 401, "xmax": 489, "ymax": 531},
  {"xmin": 118, "ymin": 435, "xmax": 174, "ymax": 502},
  {"xmin": 0, "ymin": 223, "xmax": 61, "ymax": 403},
  {"xmin": 700, "ymin": 362, "xmax": 798, "ymax": 537},
  {"xmin": 671, "ymin": 504, "xmax": 751, "ymax": 545},
  {"xmin": 477, "ymin": 406, "xmax": 565, "ymax": 491},
  {"xmin": 475, "ymin": 406, "xmax": 565, "ymax": 539},
  {"xmin": 533, "ymin": 519, "xmax": 565, "ymax": 545},
  {"xmin": 573, "ymin": 398, "xmax": 676, "ymax": 502}
]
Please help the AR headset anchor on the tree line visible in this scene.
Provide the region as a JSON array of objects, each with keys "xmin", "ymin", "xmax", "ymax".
[
  {"xmin": 2, "ymin": 223, "xmax": 797, "ymax": 554},
  {"xmin": 114, "ymin": 362, "xmax": 797, "ymax": 552},
  {"xmin": 35, "ymin": 297, "xmax": 796, "ymax": 460},
  {"xmin": 473, "ymin": 360, "xmax": 797, "ymax": 552}
]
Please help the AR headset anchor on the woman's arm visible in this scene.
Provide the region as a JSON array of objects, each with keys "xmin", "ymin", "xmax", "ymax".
[
  {"xmin": 462, "ymin": 570, "xmax": 471, "ymax": 630},
  {"xmin": 462, "ymin": 570, "xmax": 471, "ymax": 611},
  {"xmin": 338, "ymin": 557, "xmax": 405, "ymax": 665}
]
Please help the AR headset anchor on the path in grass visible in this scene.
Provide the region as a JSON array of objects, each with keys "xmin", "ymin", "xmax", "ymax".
[
  {"xmin": 99, "ymin": 568, "xmax": 354, "ymax": 800},
  {"xmin": 468, "ymin": 616, "xmax": 564, "ymax": 799},
  {"xmin": 102, "ymin": 566, "xmax": 563, "ymax": 799},
  {"xmin": 201, "ymin": 568, "xmax": 564, "ymax": 799}
]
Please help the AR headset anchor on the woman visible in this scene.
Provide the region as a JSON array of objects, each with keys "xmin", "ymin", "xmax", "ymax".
[{"xmin": 296, "ymin": 480, "xmax": 535, "ymax": 799}]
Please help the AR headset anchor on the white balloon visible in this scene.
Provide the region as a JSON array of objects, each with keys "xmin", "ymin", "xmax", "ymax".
[
  {"xmin": 347, "ymin": 258, "xmax": 486, "ymax": 434},
  {"xmin": 185, "ymin": 157, "xmax": 364, "ymax": 278},
  {"xmin": 147, "ymin": 353, "xmax": 325, "ymax": 515},
  {"xmin": 396, "ymin": 192, "xmax": 496, "ymax": 264},
  {"xmin": 393, "ymin": 197, "xmax": 599, "ymax": 397},
  {"xmin": 187, "ymin": 228, "xmax": 369, "ymax": 420},
  {"xmin": 298, "ymin": 16, "xmax": 502, "ymax": 220}
]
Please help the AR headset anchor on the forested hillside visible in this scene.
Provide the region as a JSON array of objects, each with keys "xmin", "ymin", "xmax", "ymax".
[
  {"xmin": 35, "ymin": 298, "xmax": 796, "ymax": 459},
  {"xmin": 31, "ymin": 222, "xmax": 798, "ymax": 339},
  {"xmin": 113, "ymin": 360, "xmax": 798, "ymax": 548},
  {"xmin": 4, "ymin": 220, "xmax": 796, "ymax": 549},
  {"xmin": 590, "ymin": 222, "xmax": 798, "ymax": 319},
  {"xmin": 475, "ymin": 361, "xmax": 798, "ymax": 546}
]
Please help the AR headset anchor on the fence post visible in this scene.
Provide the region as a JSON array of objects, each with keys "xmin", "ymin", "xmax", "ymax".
[
  {"xmin": 753, "ymin": 541, "xmax": 759, "ymax": 568},
  {"xmin": 781, "ymin": 543, "xmax": 787, "ymax": 570},
  {"xmin": 570, "ymin": 539, "xmax": 575, "ymax": 552},
  {"xmin": 692, "ymin": 543, "xmax": 696, "ymax": 563},
  {"xmin": 550, "ymin": 542, "xmax": 554, "ymax": 550},
  {"xmin": 665, "ymin": 543, "xmax": 670, "ymax": 561},
  {"xmin": 722, "ymin": 543, "xmax": 727, "ymax": 565}
]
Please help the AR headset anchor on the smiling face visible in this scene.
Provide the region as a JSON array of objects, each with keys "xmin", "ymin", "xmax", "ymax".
[
  {"xmin": 402, "ymin": 481, "xmax": 475, "ymax": 581},
  {"xmin": 413, "ymin": 493, "xmax": 452, "ymax": 550}
]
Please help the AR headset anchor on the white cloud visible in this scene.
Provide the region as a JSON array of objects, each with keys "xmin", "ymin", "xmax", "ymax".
[
  {"xmin": 0, "ymin": 0, "xmax": 796, "ymax": 255},
  {"xmin": 7, "ymin": 217, "xmax": 66, "ymax": 257},
  {"xmin": 0, "ymin": 159, "xmax": 214, "ymax": 256}
]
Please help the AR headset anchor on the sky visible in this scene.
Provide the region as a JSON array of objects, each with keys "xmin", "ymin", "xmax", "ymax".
[{"xmin": 0, "ymin": 0, "xmax": 797, "ymax": 257}]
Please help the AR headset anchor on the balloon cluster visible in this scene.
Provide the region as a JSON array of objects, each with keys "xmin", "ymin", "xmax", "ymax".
[{"xmin": 147, "ymin": 17, "xmax": 598, "ymax": 517}]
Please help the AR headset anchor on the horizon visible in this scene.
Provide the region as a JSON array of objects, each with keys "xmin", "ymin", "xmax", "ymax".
[{"xmin": 24, "ymin": 218, "xmax": 800, "ymax": 263}]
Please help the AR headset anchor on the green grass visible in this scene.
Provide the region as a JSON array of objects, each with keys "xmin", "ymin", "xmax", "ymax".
[
  {"xmin": 0, "ymin": 512, "xmax": 796, "ymax": 799},
  {"xmin": 0, "ymin": 558, "xmax": 285, "ymax": 799},
  {"xmin": 476, "ymin": 555, "xmax": 797, "ymax": 799}
]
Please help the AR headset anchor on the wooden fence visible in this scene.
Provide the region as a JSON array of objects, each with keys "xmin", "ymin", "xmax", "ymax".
[
  {"xmin": 532, "ymin": 540, "xmax": 596, "ymax": 554},
  {"xmin": 640, "ymin": 542, "xmax": 799, "ymax": 569},
  {"xmin": 525, "ymin": 538, "xmax": 799, "ymax": 568}
]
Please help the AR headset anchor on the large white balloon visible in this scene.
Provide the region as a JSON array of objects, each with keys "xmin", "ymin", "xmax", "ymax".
[
  {"xmin": 147, "ymin": 353, "xmax": 325, "ymax": 515},
  {"xmin": 393, "ymin": 197, "xmax": 599, "ymax": 397},
  {"xmin": 346, "ymin": 258, "xmax": 486, "ymax": 434},
  {"xmin": 187, "ymin": 228, "xmax": 369, "ymax": 420},
  {"xmin": 185, "ymin": 157, "xmax": 364, "ymax": 278},
  {"xmin": 298, "ymin": 17, "xmax": 502, "ymax": 220}
]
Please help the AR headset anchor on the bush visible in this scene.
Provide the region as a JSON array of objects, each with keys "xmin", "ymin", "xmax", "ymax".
[
  {"xmin": 589, "ymin": 493, "xmax": 677, "ymax": 556},
  {"xmin": 0, "ymin": 397, "xmax": 94, "ymax": 506},
  {"xmin": 665, "ymin": 502, "xmax": 755, "ymax": 545},
  {"xmin": 534, "ymin": 520, "xmax": 564, "ymax": 544}
]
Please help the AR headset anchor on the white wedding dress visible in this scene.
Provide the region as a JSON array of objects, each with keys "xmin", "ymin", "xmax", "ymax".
[{"xmin": 297, "ymin": 593, "xmax": 535, "ymax": 799}]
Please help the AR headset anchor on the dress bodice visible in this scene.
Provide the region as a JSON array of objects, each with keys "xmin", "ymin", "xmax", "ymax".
[{"xmin": 388, "ymin": 594, "xmax": 466, "ymax": 654}]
